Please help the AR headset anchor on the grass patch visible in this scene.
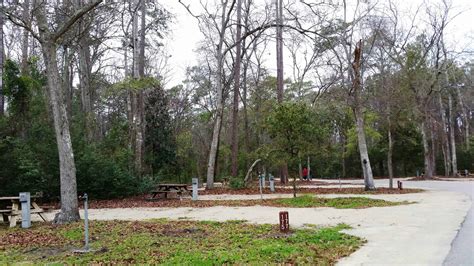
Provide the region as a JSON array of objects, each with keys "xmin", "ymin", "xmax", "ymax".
[
  {"xmin": 275, "ymin": 195, "xmax": 410, "ymax": 208},
  {"xmin": 0, "ymin": 220, "xmax": 364, "ymax": 264}
]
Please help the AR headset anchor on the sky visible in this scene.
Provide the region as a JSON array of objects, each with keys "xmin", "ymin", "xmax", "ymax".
[{"xmin": 160, "ymin": 0, "xmax": 474, "ymax": 88}]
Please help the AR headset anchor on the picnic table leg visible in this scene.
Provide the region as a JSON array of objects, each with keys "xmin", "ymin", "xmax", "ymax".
[
  {"xmin": 2, "ymin": 214, "xmax": 8, "ymax": 223},
  {"xmin": 9, "ymin": 202, "xmax": 19, "ymax": 228},
  {"xmin": 31, "ymin": 202, "xmax": 47, "ymax": 222}
]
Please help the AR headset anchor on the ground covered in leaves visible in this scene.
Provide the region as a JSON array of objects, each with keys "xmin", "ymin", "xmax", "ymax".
[
  {"xmin": 83, "ymin": 194, "xmax": 411, "ymax": 209},
  {"xmin": 0, "ymin": 219, "xmax": 364, "ymax": 264},
  {"xmin": 406, "ymin": 176, "xmax": 473, "ymax": 181},
  {"xmin": 200, "ymin": 187, "xmax": 422, "ymax": 195}
]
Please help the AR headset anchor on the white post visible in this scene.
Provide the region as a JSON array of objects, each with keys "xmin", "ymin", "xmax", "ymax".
[
  {"xmin": 192, "ymin": 178, "xmax": 198, "ymax": 201},
  {"xmin": 19, "ymin": 192, "xmax": 31, "ymax": 228},
  {"xmin": 269, "ymin": 174, "xmax": 275, "ymax": 192}
]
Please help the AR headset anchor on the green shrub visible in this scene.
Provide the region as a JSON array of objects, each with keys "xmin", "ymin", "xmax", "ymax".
[{"xmin": 229, "ymin": 177, "xmax": 245, "ymax": 189}]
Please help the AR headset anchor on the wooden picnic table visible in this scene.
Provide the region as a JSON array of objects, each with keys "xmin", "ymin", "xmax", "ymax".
[
  {"xmin": 148, "ymin": 184, "xmax": 191, "ymax": 200},
  {"xmin": 0, "ymin": 195, "xmax": 47, "ymax": 227}
]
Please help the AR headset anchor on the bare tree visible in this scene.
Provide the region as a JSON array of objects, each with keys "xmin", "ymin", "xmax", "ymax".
[
  {"xmin": 20, "ymin": 0, "xmax": 29, "ymax": 74},
  {"xmin": 230, "ymin": 0, "xmax": 243, "ymax": 178}
]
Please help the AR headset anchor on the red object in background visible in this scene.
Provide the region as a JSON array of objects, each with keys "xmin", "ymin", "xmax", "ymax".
[
  {"xmin": 302, "ymin": 168, "xmax": 308, "ymax": 177},
  {"xmin": 279, "ymin": 211, "xmax": 289, "ymax": 233}
]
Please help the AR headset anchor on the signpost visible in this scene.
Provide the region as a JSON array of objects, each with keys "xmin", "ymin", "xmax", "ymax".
[
  {"xmin": 74, "ymin": 193, "xmax": 91, "ymax": 253},
  {"xmin": 279, "ymin": 211, "xmax": 289, "ymax": 233},
  {"xmin": 19, "ymin": 192, "xmax": 31, "ymax": 229},
  {"xmin": 192, "ymin": 178, "xmax": 198, "ymax": 201},
  {"xmin": 269, "ymin": 174, "xmax": 275, "ymax": 192}
]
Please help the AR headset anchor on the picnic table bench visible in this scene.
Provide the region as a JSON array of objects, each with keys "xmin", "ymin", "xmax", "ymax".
[
  {"xmin": 0, "ymin": 194, "xmax": 48, "ymax": 227},
  {"xmin": 148, "ymin": 184, "xmax": 191, "ymax": 200}
]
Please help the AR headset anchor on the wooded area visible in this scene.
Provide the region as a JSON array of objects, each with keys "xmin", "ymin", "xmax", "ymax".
[{"xmin": 0, "ymin": 0, "xmax": 472, "ymax": 223}]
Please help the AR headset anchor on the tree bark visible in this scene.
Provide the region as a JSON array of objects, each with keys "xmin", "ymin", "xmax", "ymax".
[
  {"xmin": 78, "ymin": 37, "xmax": 95, "ymax": 140},
  {"xmin": 448, "ymin": 93, "xmax": 458, "ymax": 175},
  {"xmin": 438, "ymin": 94, "xmax": 451, "ymax": 176},
  {"xmin": 421, "ymin": 120, "xmax": 434, "ymax": 179},
  {"xmin": 387, "ymin": 122, "xmax": 394, "ymax": 189},
  {"xmin": 21, "ymin": 0, "xmax": 103, "ymax": 224},
  {"xmin": 244, "ymin": 158, "xmax": 261, "ymax": 184},
  {"xmin": 275, "ymin": 0, "xmax": 288, "ymax": 184},
  {"xmin": 206, "ymin": 85, "xmax": 224, "ymax": 188},
  {"xmin": 298, "ymin": 159, "xmax": 302, "ymax": 180},
  {"xmin": 76, "ymin": 0, "xmax": 96, "ymax": 141},
  {"xmin": 62, "ymin": 45, "xmax": 73, "ymax": 121},
  {"xmin": 230, "ymin": 0, "xmax": 243, "ymax": 178},
  {"xmin": 455, "ymin": 86, "xmax": 470, "ymax": 150},
  {"xmin": 307, "ymin": 156, "xmax": 311, "ymax": 179},
  {"xmin": 430, "ymin": 120, "xmax": 436, "ymax": 176},
  {"xmin": 242, "ymin": 2, "xmax": 251, "ymax": 163},
  {"xmin": 276, "ymin": 0, "xmax": 283, "ymax": 102},
  {"xmin": 342, "ymin": 134, "xmax": 346, "ymax": 178},
  {"xmin": 43, "ymin": 42, "xmax": 80, "ymax": 223},
  {"xmin": 0, "ymin": 0, "xmax": 4, "ymax": 116},
  {"xmin": 20, "ymin": 0, "xmax": 30, "ymax": 74},
  {"xmin": 352, "ymin": 40, "xmax": 375, "ymax": 190},
  {"xmin": 206, "ymin": 0, "xmax": 232, "ymax": 189},
  {"xmin": 131, "ymin": 0, "xmax": 144, "ymax": 175}
]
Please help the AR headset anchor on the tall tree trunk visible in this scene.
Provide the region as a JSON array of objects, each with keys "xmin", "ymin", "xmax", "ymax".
[
  {"xmin": 430, "ymin": 119, "xmax": 436, "ymax": 176},
  {"xmin": 76, "ymin": 0, "xmax": 96, "ymax": 141},
  {"xmin": 0, "ymin": 0, "xmax": 4, "ymax": 116},
  {"xmin": 62, "ymin": 45, "xmax": 72, "ymax": 121},
  {"xmin": 230, "ymin": 0, "xmax": 243, "ymax": 178},
  {"xmin": 354, "ymin": 107, "xmax": 376, "ymax": 190},
  {"xmin": 298, "ymin": 159, "xmax": 302, "ymax": 179},
  {"xmin": 78, "ymin": 38, "xmax": 95, "ymax": 140},
  {"xmin": 307, "ymin": 156, "xmax": 311, "ymax": 179},
  {"xmin": 276, "ymin": 0, "xmax": 283, "ymax": 102},
  {"xmin": 136, "ymin": 0, "xmax": 146, "ymax": 175},
  {"xmin": 28, "ymin": 0, "xmax": 103, "ymax": 224},
  {"xmin": 242, "ymin": 1, "xmax": 251, "ymax": 162},
  {"xmin": 421, "ymin": 120, "xmax": 434, "ymax": 179},
  {"xmin": 275, "ymin": 0, "xmax": 288, "ymax": 184},
  {"xmin": 242, "ymin": 63, "xmax": 250, "ymax": 156},
  {"xmin": 387, "ymin": 122, "xmax": 394, "ymax": 189},
  {"xmin": 448, "ymin": 93, "xmax": 458, "ymax": 175},
  {"xmin": 438, "ymin": 94, "xmax": 451, "ymax": 176},
  {"xmin": 43, "ymin": 42, "xmax": 80, "ymax": 223},
  {"xmin": 455, "ymin": 87, "xmax": 470, "ymax": 150},
  {"xmin": 21, "ymin": 0, "xmax": 30, "ymax": 74},
  {"xmin": 206, "ymin": 0, "xmax": 232, "ymax": 189},
  {"xmin": 131, "ymin": 0, "xmax": 144, "ymax": 175},
  {"xmin": 206, "ymin": 68, "xmax": 224, "ymax": 189},
  {"xmin": 342, "ymin": 134, "xmax": 346, "ymax": 178},
  {"xmin": 352, "ymin": 40, "xmax": 375, "ymax": 190}
]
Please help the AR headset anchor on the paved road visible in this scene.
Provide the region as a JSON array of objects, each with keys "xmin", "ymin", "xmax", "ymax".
[{"xmin": 403, "ymin": 180, "xmax": 474, "ymax": 266}]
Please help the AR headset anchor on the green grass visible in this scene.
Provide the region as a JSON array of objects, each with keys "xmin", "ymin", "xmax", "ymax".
[
  {"xmin": 0, "ymin": 219, "xmax": 365, "ymax": 264},
  {"xmin": 275, "ymin": 195, "xmax": 411, "ymax": 208}
]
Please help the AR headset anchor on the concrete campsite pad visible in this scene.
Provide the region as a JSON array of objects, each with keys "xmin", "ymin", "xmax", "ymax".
[{"xmin": 41, "ymin": 182, "xmax": 471, "ymax": 265}]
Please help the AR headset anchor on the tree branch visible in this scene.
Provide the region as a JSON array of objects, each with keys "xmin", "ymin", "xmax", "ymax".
[{"xmin": 52, "ymin": 0, "xmax": 103, "ymax": 42}]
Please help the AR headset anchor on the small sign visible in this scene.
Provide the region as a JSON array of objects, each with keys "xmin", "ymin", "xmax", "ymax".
[{"xmin": 279, "ymin": 211, "xmax": 289, "ymax": 233}]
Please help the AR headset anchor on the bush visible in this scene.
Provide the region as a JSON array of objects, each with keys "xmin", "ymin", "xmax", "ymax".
[
  {"xmin": 229, "ymin": 177, "xmax": 245, "ymax": 189},
  {"xmin": 75, "ymin": 146, "xmax": 141, "ymax": 199}
]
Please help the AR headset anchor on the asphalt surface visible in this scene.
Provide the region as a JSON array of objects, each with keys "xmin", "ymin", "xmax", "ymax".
[{"xmin": 404, "ymin": 180, "xmax": 474, "ymax": 266}]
